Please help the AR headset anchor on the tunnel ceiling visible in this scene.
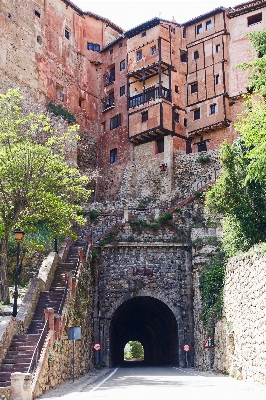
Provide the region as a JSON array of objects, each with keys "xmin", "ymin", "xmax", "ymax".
[{"xmin": 110, "ymin": 296, "xmax": 178, "ymax": 366}]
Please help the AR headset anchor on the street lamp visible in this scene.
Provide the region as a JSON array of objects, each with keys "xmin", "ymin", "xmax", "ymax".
[{"xmin": 12, "ymin": 229, "xmax": 25, "ymax": 317}]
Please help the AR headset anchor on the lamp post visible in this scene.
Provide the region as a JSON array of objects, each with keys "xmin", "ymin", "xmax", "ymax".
[{"xmin": 12, "ymin": 229, "xmax": 25, "ymax": 317}]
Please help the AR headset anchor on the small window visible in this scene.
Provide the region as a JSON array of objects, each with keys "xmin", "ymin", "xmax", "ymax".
[
  {"xmin": 194, "ymin": 50, "xmax": 199, "ymax": 60},
  {"xmin": 142, "ymin": 111, "xmax": 148, "ymax": 122},
  {"xmin": 37, "ymin": 36, "xmax": 42, "ymax": 44},
  {"xmin": 151, "ymin": 46, "xmax": 156, "ymax": 55},
  {"xmin": 156, "ymin": 139, "xmax": 164, "ymax": 154},
  {"xmin": 87, "ymin": 43, "xmax": 100, "ymax": 52},
  {"xmin": 206, "ymin": 20, "xmax": 212, "ymax": 31},
  {"xmin": 184, "ymin": 118, "xmax": 187, "ymax": 127},
  {"xmin": 79, "ymin": 97, "xmax": 85, "ymax": 108},
  {"xmin": 141, "ymin": 31, "xmax": 146, "ymax": 37},
  {"xmin": 174, "ymin": 112, "xmax": 180, "ymax": 123},
  {"xmin": 110, "ymin": 114, "xmax": 121, "ymax": 130},
  {"xmin": 56, "ymin": 84, "xmax": 64, "ymax": 102},
  {"xmin": 101, "ymin": 121, "xmax": 105, "ymax": 133},
  {"xmin": 120, "ymin": 60, "xmax": 125, "ymax": 71},
  {"xmin": 191, "ymin": 82, "xmax": 198, "ymax": 94},
  {"xmin": 197, "ymin": 24, "xmax": 202, "ymax": 34},
  {"xmin": 136, "ymin": 50, "xmax": 142, "ymax": 61},
  {"xmin": 216, "ymin": 44, "xmax": 220, "ymax": 53},
  {"xmin": 181, "ymin": 52, "xmax": 187, "ymax": 62},
  {"xmin": 194, "ymin": 109, "xmax": 200, "ymax": 120},
  {"xmin": 119, "ymin": 42, "xmax": 123, "ymax": 48},
  {"xmin": 215, "ymin": 74, "xmax": 220, "ymax": 85},
  {"xmin": 247, "ymin": 12, "xmax": 262, "ymax": 26},
  {"xmin": 120, "ymin": 85, "xmax": 125, "ymax": 96},
  {"xmin": 110, "ymin": 148, "xmax": 117, "ymax": 164},
  {"xmin": 210, "ymin": 104, "xmax": 217, "ymax": 115},
  {"xmin": 183, "ymin": 28, "xmax": 186, "ymax": 38},
  {"xmin": 65, "ymin": 28, "xmax": 70, "ymax": 40},
  {"xmin": 35, "ymin": 10, "xmax": 41, "ymax": 18},
  {"xmin": 175, "ymin": 85, "xmax": 179, "ymax": 93}
]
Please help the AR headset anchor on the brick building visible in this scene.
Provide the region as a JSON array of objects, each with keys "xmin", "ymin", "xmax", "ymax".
[{"xmin": 0, "ymin": 0, "xmax": 265, "ymax": 200}]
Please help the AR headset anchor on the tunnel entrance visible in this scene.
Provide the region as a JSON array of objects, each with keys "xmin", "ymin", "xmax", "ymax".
[{"xmin": 110, "ymin": 296, "xmax": 178, "ymax": 366}]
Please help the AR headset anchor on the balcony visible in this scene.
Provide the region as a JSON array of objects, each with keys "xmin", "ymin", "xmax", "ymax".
[
  {"xmin": 129, "ymin": 86, "xmax": 171, "ymax": 108},
  {"xmin": 102, "ymin": 93, "xmax": 115, "ymax": 112}
]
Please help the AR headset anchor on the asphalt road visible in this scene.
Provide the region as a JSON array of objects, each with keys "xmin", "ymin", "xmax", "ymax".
[{"xmin": 39, "ymin": 365, "xmax": 266, "ymax": 400}]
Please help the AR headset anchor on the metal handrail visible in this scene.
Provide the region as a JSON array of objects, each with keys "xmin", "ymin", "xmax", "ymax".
[
  {"xmin": 129, "ymin": 86, "xmax": 171, "ymax": 108},
  {"xmin": 27, "ymin": 320, "xmax": 49, "ymax": 374}
]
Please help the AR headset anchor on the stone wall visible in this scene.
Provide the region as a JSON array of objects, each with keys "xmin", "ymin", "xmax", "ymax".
[{"xmin": 214, "ymin": 247, "xmax": 266, "ymax": 384}]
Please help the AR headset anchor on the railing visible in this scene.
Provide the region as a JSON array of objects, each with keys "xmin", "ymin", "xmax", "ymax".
[
  {"xmin": 129, "ymin": 86, "xmax": 171, "ymax": 108},
  {"xmin": 102, "ymin": 97, "xmax": 115, "ymax": 112},
  {"xmin": 27, "ymin": 320, "xmax": 49, "ymax": 374}
]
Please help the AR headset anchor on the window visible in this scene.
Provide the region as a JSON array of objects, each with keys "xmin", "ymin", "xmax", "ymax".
[
  {"xmin": 184, "ymin": 118, "xmax": 187, "ymax": 127},
  {"xmin": 194, "ymin": 50, "xmax": 199, "ymax": 60},
  {"xmin": 79, "ymin": 97, "xmax": 85, "ymax": 108},
  {"xmin": 210, "ymin": 104, "xmax": 217, "ymax": 115},
  {"xmin": 206, "ymin": 20, "xmax": 212, "ymax": 30},
  {"xmin": 110, "ymin": 114, "xmax": 121, "ymax": 130},
  {"xmin": 87, "ymin": 43, "xmax": 100, "ymax": 52},
  {"xmin": 65, "ymin": 28, "xmax": 70, "ymax": 40},
  {"xmin": 180, "ymin": 52, "xmax": 187, "ymax": 62},
  {"xmin": 183, "ymin": 28, "xmax": 186, "ymax": 38},
  {"xmin": 174, "ymin": 112, "xmax": 180, "ymax": 123},
  {"xmin": 156, "ymin": 139, "xmax": 164, "ymax": 154},
  {"xmin": 37, "ymin": 36, "xmax": 42, "ymax": 44},
  {"xmin": 216, "ymin": 44, "xmax": 220, "ymax": 53},
  {"xmin": 120, "ymin": 59, "xmax": 125, "ymax": 71},
  {"xmin": 110, "ymin": 49, "xmax": 113, "ymax": 55},
  {"xmin": 194, "ymin": 109, "xmax": 200, "ymax": 120},
  {"xmin": 35, "ymin": 10, "xmax": 41, "ymax": 18},
  {"xmin": 105, "ymin": 67, "xmax": 115, "ymax": 85},
  {"xmin": 175, "ymin": 85, "xmax": 179, "ymax": 93},
  {"xmin": 103, "ymin": 91, "xmax": 114, "ymax": 110},
  {"xmin": 120, "ymin": 85, "xmax": 125, "ymax": 96},
  {"xmin": 215, "ymin": 74, "xmax": 220, "ymax": 85},
  {"xmin": 136, "ymin": 50, "xmax": 142, "ymax": 61},
  {"xmin": 110, "ymin": 148, "xmax": 117, "ymax": 164},
  {"xmin": 101, "ymin": 121, "xmax": 105, "ymax": 133},
  {"xmin": 151, "ymin": 46, "xmax": 156, "ymax": 55},
  {"xmin": 248, "ymin": 12, "xmax": 262, "ymax": 26},
  {"xmin": 197, "ymin": 24, "xmax": 202, "ymax": 34},
  {"xmin": 141, "ymin": 31, "xmax": 146, "ymax": 37},
  {"xmin": 191, "ymin": 82, "xmax": 198, "ymax": 94},
  {"xmin": 142, "ymin": 111, "xmax": 148, "ymax": 122},
  {"xmin": 119, "ymin": 42, "xmax": 123, "ymax": 48}
]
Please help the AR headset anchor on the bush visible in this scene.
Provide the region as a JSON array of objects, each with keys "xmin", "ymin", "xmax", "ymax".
[
  {"xmin": 47, "ymin": 102, "xmax": 77, "ymax": 124},
  {"xmin": 158, "ymin": 212, "xmax": 173, "ymax": 222}
]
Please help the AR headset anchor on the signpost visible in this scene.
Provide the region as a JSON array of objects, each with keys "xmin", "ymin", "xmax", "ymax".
[
  {"xmin": 182, "ymin": 343, "xmax": 190, "ymax": 368},
  {"xmin": 203, "ymin": 336, "xmax": 214, "ymax": 370},
  {"xmin": 68, "ymin": 327, "xmax": 81, "ymax": 382}
]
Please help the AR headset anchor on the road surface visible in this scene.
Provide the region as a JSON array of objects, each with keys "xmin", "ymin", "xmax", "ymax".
[{"xmin": 38, "ymin": 365, "xmax": 266, "ymax": 400}]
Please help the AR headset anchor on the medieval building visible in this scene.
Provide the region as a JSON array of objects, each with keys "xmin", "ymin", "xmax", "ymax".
[{"xmin": 1, "ymin": 0, "xmax": 266, "ymax": 396}]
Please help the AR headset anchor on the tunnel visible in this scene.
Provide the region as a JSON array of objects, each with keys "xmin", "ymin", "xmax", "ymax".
[{"xmin": 110, "ymin": 296, "xmax": 178, "ymax": 366}]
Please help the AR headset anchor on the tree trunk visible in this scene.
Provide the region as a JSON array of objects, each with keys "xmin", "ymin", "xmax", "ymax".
[{"xmin": 0, "ymin": 237, "xmax": 10, "ymax": 303}]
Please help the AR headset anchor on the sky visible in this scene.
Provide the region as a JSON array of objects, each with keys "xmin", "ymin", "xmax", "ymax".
[{"xmin": 72, "ymin": 0, "xmax": 242, "ymax": 30}]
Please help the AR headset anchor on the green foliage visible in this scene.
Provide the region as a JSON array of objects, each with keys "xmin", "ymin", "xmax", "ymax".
[
  {"xmin": 199, "ymin": 252, "xmax": 226, "ymax": 329},
  {"xmin": 158, "ymin": 212, "xmax": 173, "ymax": 222},
  {"xmin": 205, "ymin": 139, "xmax": 266, "ymax": 257},
  {"xmin": 174, "ymin": 207, "xmax": 181, "ymax": 213},
  {"xmin": 124, "ymin": 341, "xmax": 144, "ymax": 360},
  {"xmin": 0, "ymin": 89, "xmax": 91, "ymax": 302},
  {"xmin": 197, "ymin": 154, "xmax": 211, "ymax": 163},
  {"xmin": 47, "ymin": 102, "xmax": 77, "ymax": 124},
  {"xmin": 236, "ymin": 29, "xmax": 266, "ymax": 95},
  {"xmin": 194, "ymin": 191, "xmax": 203, "ymax": 198},
  {"xmin": 88, "ymin": 210, "xmax": 100, "ymax": 221}
]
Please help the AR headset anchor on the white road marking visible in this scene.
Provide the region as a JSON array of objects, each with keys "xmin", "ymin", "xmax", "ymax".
[
  {"xmin": 173, "ymin": 367, "xmax": 198, "ymax": 376},
  {"xmin": 88, "ymin": 367, "xmax": 119, "ymax": 393}
]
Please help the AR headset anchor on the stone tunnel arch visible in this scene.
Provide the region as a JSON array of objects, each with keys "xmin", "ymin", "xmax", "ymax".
[{"xmin": 110, "ymin": 296, "xmax": 179, "ymax": 366}]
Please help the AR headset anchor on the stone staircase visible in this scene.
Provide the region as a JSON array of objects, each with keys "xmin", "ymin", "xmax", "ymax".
[{"xmin": 0, "ymin": 241, "xmax": 84, "ymax": 387}]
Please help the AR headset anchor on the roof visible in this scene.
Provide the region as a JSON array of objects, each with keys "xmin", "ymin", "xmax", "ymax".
[
  {"xmin": 61, "ymin": 0, "xmax": 124, "ymax": 34},
  {"xmin": 227, "ymin": 0, "xmax": 266, "ymax": 18},
  {"xmin": 183, "ymin": 7, "xmax": 225, "ymax": 26}
]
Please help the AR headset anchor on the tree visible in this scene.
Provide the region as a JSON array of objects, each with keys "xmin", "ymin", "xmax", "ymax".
[{"xmin": 0, "ymin": 89, "xmax": 91, "ymax": 303}]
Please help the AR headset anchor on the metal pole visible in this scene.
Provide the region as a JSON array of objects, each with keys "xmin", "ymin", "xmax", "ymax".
[
  {"xmin": 12, "ymin": 241, "xmax": 20, "ymax": 317},
  {"xmin": 185, "ymin": 352, "xmax": 188, "ymax": 368},
  {"xmin": 54, "ymin": 238, "xmax": 58, "ymax": 253},
  {"xmin": 72, "ymin": 340, "xmax": 75, "ymax": 382},
  {"xmin": 209, "ymin": 348, "xmax": 212, "ymax": 370}
]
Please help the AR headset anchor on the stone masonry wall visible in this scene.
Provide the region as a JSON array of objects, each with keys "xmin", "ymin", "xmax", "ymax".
[{"xmin": 214, "ymin": 247, "xmax": 266, "ymax": 384}]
